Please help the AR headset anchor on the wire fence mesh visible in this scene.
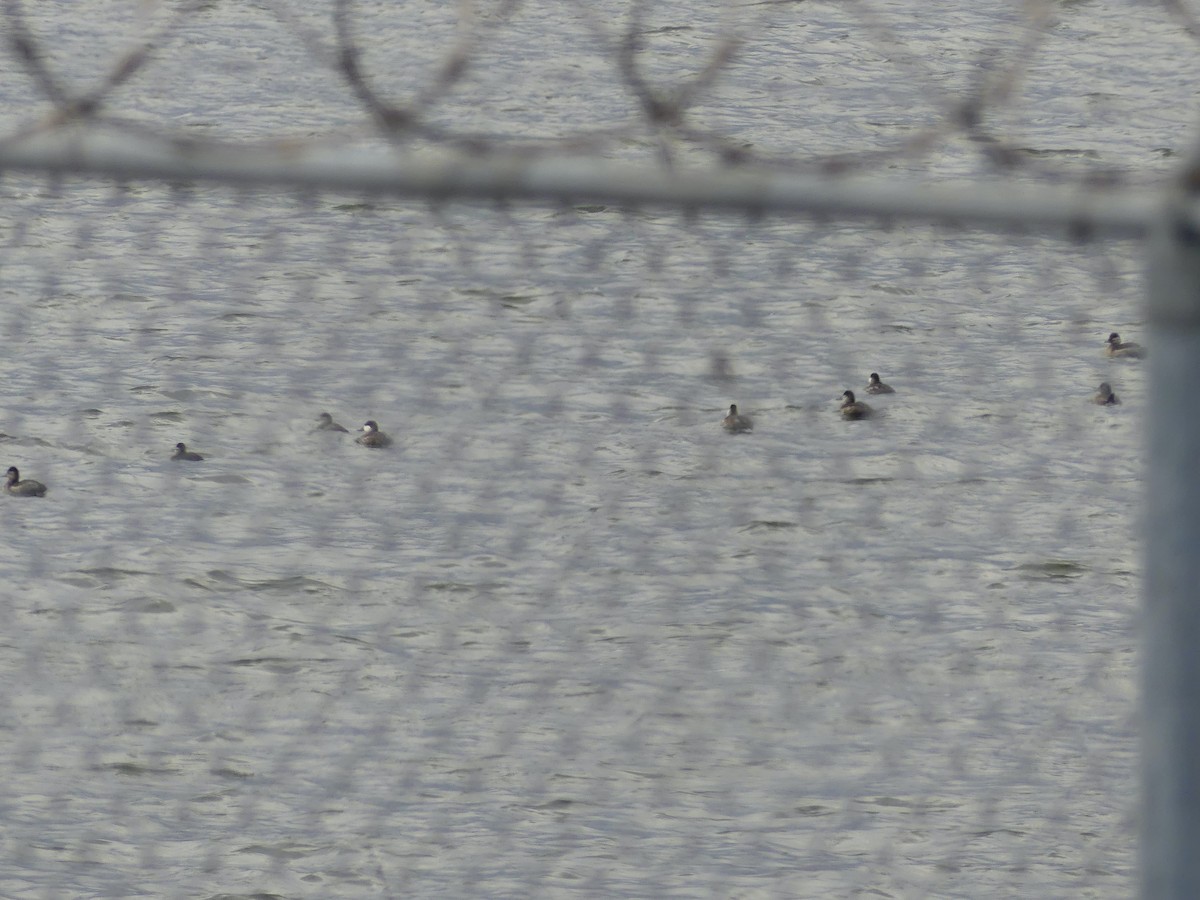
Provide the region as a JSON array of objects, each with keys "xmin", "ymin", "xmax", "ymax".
[{"xmin": 0, "ymin": 1, "xmax": 1174, "ymax": 896}]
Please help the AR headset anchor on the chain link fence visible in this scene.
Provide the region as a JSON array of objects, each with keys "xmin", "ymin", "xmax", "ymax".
[{"xmin": 1, "ymin": 1, "xmax": 1184, "ymax": 896}]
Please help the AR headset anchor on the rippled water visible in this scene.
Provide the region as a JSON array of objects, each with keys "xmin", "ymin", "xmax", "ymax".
[{"xmin": 0, "ymin": 1, "xmax": 1184, "ymax": 896}]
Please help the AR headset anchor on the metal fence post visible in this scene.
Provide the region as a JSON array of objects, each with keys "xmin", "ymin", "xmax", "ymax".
[{"xmin": 1143, "ymin": 190, "xmax": 1200, "ymax": 898}]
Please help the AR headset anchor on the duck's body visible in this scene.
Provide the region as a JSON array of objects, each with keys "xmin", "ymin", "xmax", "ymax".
[
  {"xmin": 864, "ymin": 372, "xmax": 895, "ymax": 395},
  {"xmin": 840, "ymin": 390, "xmax": 873, "ymax": 419},
  {"xmin": 1106, "ymin": 332, "xmax": 1145, "ymax": 359},
  {"xmin": 5, "ymin": 466, "xmax": 46, "ymax": 496},
  {"xmin": 172, "ymin": 442, "xmax": 204, "ymax": 461},
  {"xmin": 315, "ymin": 412, "xmax": 349, "ymax": 433},
  {"xmin": 356, "ymin": 420, "xmax": 392, "ymax": 448},
  {"xmin": 722, "ymin": 404, "xmax": 753, "ymax": 433},
  {"xmin": 1093, "ymin": 382, "xmax": 1120, "ymax": 405}
]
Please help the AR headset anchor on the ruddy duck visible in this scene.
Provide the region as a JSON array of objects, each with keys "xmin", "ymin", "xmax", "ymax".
[
  {"xmin": 865, "ymin": 373, "xmax": 895, "ymax": 394},
  {"xmin": 356, "ymin": 420, "xmax": 393, "ymax": 448},
  {"xmin": 840, "ymin": 390, "xmax": 873, "ymax": 419},
  {"xmin": 315, "ymin": 412, "xmax": 349, "ymax": 433},
  {"xmin": 171, "ymin": 442, "xmax": 204, "ymax": 461},
  {"xmin": 1093, "ymin": 382, "xmax": 1120, "ymax": 405},
  {"xmin": 4, "ymin": 466, "xmax": 47, "ymax": 496},
  {"xmin": 722, "ymin": 404, "xmax": 753, "ymax": 433},
  {"xmin": 1106, "ymin": 332, "xmax": 1145, "ymax": 359}
]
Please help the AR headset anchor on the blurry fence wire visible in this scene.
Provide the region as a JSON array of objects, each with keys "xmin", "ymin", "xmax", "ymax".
[{"xmin": 0, "ymin": 1, "xmax": 1190, "ymax": 897}]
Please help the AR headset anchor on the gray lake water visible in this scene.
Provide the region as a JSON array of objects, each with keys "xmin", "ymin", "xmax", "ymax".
[{"xmin": 1, "ymin": 1, "xmax": 1188, "ymax": 896}]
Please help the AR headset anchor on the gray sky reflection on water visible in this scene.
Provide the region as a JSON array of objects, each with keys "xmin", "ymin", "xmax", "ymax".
[{"xmin": 0, "ymin": 1, "xmax": 1163, "ymax": 894}]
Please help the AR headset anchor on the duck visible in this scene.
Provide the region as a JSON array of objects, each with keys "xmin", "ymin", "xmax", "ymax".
[
  {"xmin": 1093, "ymin": 382, "xmax": 1120, "ymax": 405},
  {"xmin": 840, "ymin": 390, "xmax": 873, "ymax": 419},
  {"xmin": 356, "ymin": 420, "xmax": 392, "ymax": 448},
  {"xmin": 1106, "ymin": 332, "xmax": 1146, "ymax": 359},
  {"xmin": 5, "ymin": 466, "xmax": 47, "ymax": 496},
  {"xmin": 722, "ymin": 404, "xmax": 753, "ymax": 433},
  {"xmin": 864, "ymin": 372, "xmax": 895, "ymax": 394},
  {"xmin": 315, "ymin": 412, "xmax": 349, "ymax": 433},
  {"xmin": 171, "ymin": 442, "xmax": 204, "ymax": 461}
]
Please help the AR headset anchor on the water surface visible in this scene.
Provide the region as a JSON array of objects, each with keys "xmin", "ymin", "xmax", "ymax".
[{"xmin": 0, "ymin": 1, "xmax": 1173, "ymax": 895}]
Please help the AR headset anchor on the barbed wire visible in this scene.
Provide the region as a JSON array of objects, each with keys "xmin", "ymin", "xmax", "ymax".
[{"xmin": 1, "ymin": 0, "xmax": 1195, "ymax": 183}]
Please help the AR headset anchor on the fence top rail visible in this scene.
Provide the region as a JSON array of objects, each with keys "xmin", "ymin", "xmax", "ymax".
[{"xmin": 0, "ymin": 131, "xmax": 1180, "ymax": 238}]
